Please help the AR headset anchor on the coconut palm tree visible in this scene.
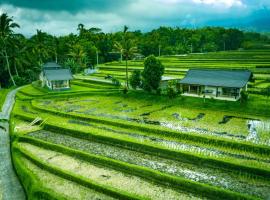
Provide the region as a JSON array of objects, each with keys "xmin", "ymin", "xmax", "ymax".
[
  {"xmin": 114, "ymin": 26, "xmax": 137, "ymax": 89},
  {"xmin": 68, "ymin": 44, "xmax": 87, "ymax": 73},
  {"xmin": 7, "ymin": 34, "xmax": 31, "ymax": 76},
  {"xmin": 31, "ymin": 30, "xmax": 50, "ymax": 66},
  {"xmin": 0, "ymin": 13, "xmax": 20, "ymax": 86}
]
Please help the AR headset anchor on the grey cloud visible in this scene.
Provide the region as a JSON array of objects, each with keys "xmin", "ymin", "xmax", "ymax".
[{"xmin": 0, "ymin": 0, "xmax": 134, "ymax": 12}]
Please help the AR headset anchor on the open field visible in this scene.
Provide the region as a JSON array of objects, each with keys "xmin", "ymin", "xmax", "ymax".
[{"xmin": 9, "ymin": 50, "xmax": 270, "ymax": 199}]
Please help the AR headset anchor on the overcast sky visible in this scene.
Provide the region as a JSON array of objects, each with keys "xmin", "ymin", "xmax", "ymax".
[{"xmin": 0, "ymin": 0, "xmax": 269, "ymax": 36}]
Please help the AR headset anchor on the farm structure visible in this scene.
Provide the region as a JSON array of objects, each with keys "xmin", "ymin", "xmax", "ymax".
[
  {"xmin": 40, "ymin": 62, "xmax": 73, "ymax": 90},
  {"xmin": 180, "ymin": 69, "xmax": 252, "ymax": 101}
]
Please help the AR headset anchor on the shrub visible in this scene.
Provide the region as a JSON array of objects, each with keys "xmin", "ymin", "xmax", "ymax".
[
  {"xmin": 264, "ymin": 87, "xmax": 270, "ymax": 99},
  {"xmin": 130, "ymin": 70, "xmax": 141, "ymax": 89},
  {"xmin": 166, "ymin": 80, "xmax": 178, "ymax": 99},
  {"xmin": 122, "ymin": 86, "xmax": 128, "ymax": 94},
  {"xmin": 111, "ymin": 77, "xmax": 121, "ymax": 87},
  {"xmin": 142, "ymin": 55, "xmax": 164, "ymax": 93},
  {"xmin": 13, "ymin": 75, "xmax": 28, "ymax": 86},
  {"xmin": 241, "ymin": 90, "xmax": 249, "ymax": 103}
]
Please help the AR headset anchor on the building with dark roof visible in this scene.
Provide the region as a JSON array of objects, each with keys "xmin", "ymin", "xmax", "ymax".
[
  {"xmin": 40, "ymin": 62, "xmax": 73, "ymax": 90},
  {"xmin": 179, "ymin": 69, "xmax": 252, "ymax": 101}
]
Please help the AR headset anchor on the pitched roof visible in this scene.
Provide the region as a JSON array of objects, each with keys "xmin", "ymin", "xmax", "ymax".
[
  {"xmin": 180, "ymin": 69, "xmax": 251, "ymax": 88},
  {"xmin": 44, "ymin": 69, "xmax": 73, "ymax": 81},
  {"xmin": 43, "ymin": 62, "xmax": 62, "ymax": 69}
]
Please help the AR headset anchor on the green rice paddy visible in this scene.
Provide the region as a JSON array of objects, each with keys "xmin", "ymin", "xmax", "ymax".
[{"xmin": 11, "ymin": 50, "xmax": 270, "ymax": 200}]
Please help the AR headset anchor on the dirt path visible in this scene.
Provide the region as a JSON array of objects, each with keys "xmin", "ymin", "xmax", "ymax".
[{"xmin": 0, "ymin": 88, "xmax": 25, "ymax": 200}]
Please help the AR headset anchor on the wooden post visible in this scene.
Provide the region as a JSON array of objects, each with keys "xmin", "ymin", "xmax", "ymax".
[
  {"xmin": 216, "ymin": 87, "xmax": 218, "ymax": 97},
  {"xmin": 188, "ymin": 85, "xmax": 190, "ymax": 93},
  {"xmin": 197, "ymin": 86, "xmax": 199, "ymax": 96}
]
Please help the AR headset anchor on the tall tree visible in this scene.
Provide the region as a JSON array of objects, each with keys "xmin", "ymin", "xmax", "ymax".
[
  {"xmin": 31, "ymin": 30, "xmax": 50, "ymax": 66},
  {"xmin": 68, "ymin": 44, "xmax": 87, "ymax": 73},
  {"xmin": 114, "ymin": 25, "xmax": 137, "ymax": 89},
  {"xmin": 142, "ymin": 55, "xmax": 164, "ymax": 93},
  {"xmin": 0, "ymin": 13, "xmax": 20, "ymax": 86}
]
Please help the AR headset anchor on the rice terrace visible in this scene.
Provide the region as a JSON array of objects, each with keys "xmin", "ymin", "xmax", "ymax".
[{"xmin": 1, "ymin": 1, "xmax": 270, "ymax": 200}]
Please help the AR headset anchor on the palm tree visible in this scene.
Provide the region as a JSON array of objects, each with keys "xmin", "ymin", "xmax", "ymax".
[
  {"xmin": 31, "ymin": 30, "xmax": 50, "ymax": 66},
  {"xmin": 114, "ymin": 26, "xmax": 137, "ymax": 89},
  {"xmin": 51, "ymin": 36, "xmax": 60, "ymax": 63},
  {"xmin": 77, "ymin": 23, "xmax": 86, "ymax": 37},
  {"xmin": 0, "ymin": 13, "xmax": 20, "ymax": 86},
  {"xmin": 10, "ymin": 37, "xmax": 30, "ymax": 77},
  {"xmin": 68, "ymin": 44, "xmax": 87, "ymax": 73}
]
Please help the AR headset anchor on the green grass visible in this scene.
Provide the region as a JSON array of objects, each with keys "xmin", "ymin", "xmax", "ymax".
[{"xmin": 0, "ymin": 88, "xmax": 11, "ymax": 111}]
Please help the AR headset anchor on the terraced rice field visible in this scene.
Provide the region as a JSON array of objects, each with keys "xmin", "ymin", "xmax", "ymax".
[
  {"xmin": 78, "ymin": 50, "xmax": 270, "ymax": 96},
  {"xmin": 10, "ymin": 75, "xmax": 270, "ymax": 200},
  {"xmin": 9, "ymin": 50, "xmax": 270, "ymax": 199}
]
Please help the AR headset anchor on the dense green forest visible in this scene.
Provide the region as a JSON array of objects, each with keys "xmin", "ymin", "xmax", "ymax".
[{"xmin": 0, "ymin": 13, "xmax": 269, "ymax": 88}]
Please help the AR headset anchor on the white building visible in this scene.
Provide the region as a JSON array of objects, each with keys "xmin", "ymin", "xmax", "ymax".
[{"xmin": 40, "ymin": 62, "xmax": 73, "ymax": 90}]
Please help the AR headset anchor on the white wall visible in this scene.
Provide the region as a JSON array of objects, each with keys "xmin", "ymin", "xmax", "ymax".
[{"xmin": 204, "ymin": 86, "xmax": 218, "ymax": 96}]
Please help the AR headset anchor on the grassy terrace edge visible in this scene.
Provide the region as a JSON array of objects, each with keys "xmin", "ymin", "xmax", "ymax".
[
  {"xmin": 12, "ymin": 151, "xmax": 67, "ymax": 200},
  {"xmin": 12, "ymin": 143, "xmax": 144, "ymax": 200},
  {"xmin": 14, "ymin": 136, "xmax": 258, "ymax": 200},
  {"xmin": 12, "ymin": 112, "xmax": 270, "ymax": 180}
]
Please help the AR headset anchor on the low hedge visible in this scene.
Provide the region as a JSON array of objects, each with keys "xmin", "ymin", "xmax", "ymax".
[
  {"xmin": 31, "ymin": 100, "xmax": 270, "ymax": 156},
  {"xmin": 13, "ymin": 143, "xmax": 146, "ymax": 200},
  {"xmin": 78, "ymin": 78, "xmax": 115, "ymax": 86},
  {"xmin": 12, "ymin": 149, "xmax": 66, "ymax": 200},
  {"xmin": 17, "ymin": 136, "xmax": 258, "ymax": 200},
  {"xmin": 72, "ymin": 80, "xmax": 116, "ymax": 89}
]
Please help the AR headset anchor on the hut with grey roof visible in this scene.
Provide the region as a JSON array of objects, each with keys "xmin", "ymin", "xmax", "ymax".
[
  {"xmin": 180, "ymin": 69, "xmax": 252, "ymax": 101},
  {"xmin": 40, "ymin": 62, "xmax": 73, "ymax": 90}
]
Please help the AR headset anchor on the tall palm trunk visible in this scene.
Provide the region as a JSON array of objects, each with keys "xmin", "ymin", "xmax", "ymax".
[
  {"xmin": 14, "ymin": 62, "xmax": 19, "ymax": 76},
  {"xmin": 125, "ymin": 57, "xmax": 129, "ymax": 88},
  {"xmin": 55, "ymin": 52, "xmax": 58, "ymax": 63},
  {"xmin": 4, "ymin": 50, "xmax": 16, "ymax": 86}
]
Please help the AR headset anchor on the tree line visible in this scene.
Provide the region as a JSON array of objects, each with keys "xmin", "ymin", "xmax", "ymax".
[{"xmin": 0, "ymin": 13, "xmax": 269, "ymax": 88}]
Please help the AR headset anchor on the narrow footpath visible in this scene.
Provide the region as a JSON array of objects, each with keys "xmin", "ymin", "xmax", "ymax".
[{"xmin": 0, "ymin": 88, "xmax": 25, "ymax": 200}]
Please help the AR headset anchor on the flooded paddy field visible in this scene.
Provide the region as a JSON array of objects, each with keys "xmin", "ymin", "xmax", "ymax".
[
  {"xmin": 34, "ymin": 95, "xmax": 270, "ymax": 145},
  {"xmin": 15, "ymin": 99, "xmax": 270, "ymax": 166},
  {"xmin": 65, "ymin": 119, "xmax": 270, "ymax": 165},
  {"xmin": 27, "ymin": 130, "xmax": 270, "ymax": 199}
]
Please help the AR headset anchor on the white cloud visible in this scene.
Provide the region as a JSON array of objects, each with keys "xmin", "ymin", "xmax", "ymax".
[
  {"xmin": 192, "ymin": 0, "xmax": 244, "ymax": 8},
  {"xmin": 0, "ymin": 4, "xmax": 124, "ymax": 36},
  {"xmin": 0, "ymin": 0, "xmax": 266, "ymax": 36}
]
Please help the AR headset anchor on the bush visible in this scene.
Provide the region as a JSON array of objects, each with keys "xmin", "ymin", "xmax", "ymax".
[
  {"xmin": 130, "ymin": 70, "xmax": 141, "ymax": 89},
  {"xmin": 264, "ymin": 87, "xmax": 270, "ymax": 99},
  {"xmin": 166, "ymin": 80, "xmax": 178, "ymax": 99},
  {"xmin": 241, "ymin": 90, "xmax": 249, "ymax": 103},
  {"xmin": 122, "ymin": 86, "xmax": 128, "ymax": 94},
  {"xmin": 142, "ymin": 55, "xmax": 164, "ymax": 93},
  {"xmin": 111, "ymin": 77, "xmax": 121, "ymax": 87},
  {"xmin": 13, "ymin": 75, "xmax": 28, "ymax": 86}
]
